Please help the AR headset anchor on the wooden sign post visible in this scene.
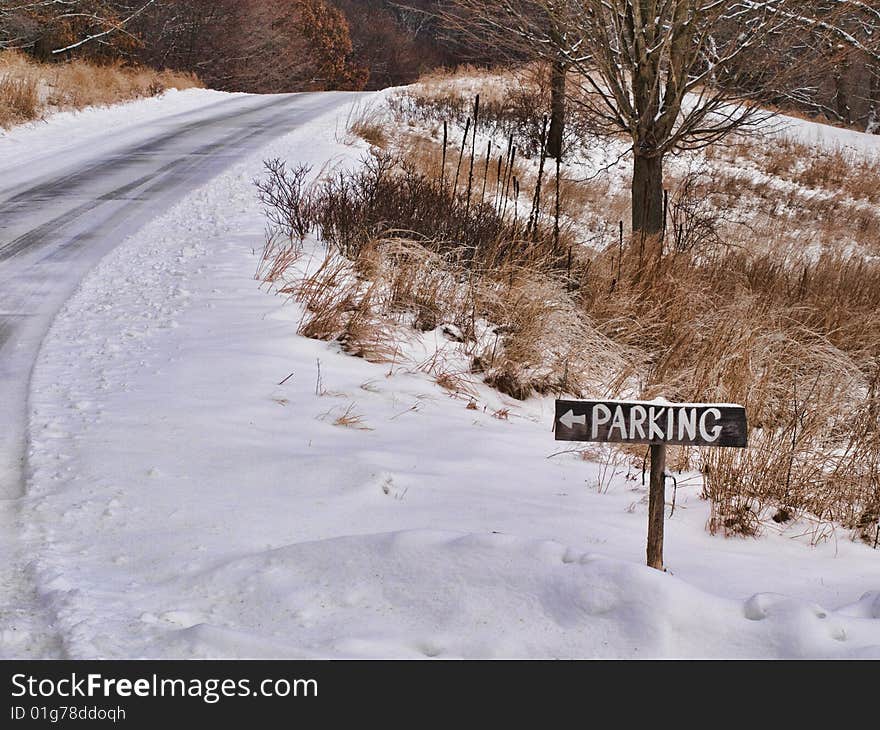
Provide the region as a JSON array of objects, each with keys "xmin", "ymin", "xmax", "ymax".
[{"xmin": 555, "ymin": 399, "xmax": 748, "ymax": 571}]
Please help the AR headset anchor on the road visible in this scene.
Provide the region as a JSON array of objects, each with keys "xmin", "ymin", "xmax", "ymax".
[{"xmin": 0, "ymin": 91, "xmax": 360, "ymax": 656}]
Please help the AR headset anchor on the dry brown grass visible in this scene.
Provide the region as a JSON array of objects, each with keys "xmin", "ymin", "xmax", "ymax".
[
  {"xmin": 46, "ymin": 61, "xmax": 201, "ymax": 109},
  {"xmin": 0, "ymin": 73, "xmax": 39, "ymax": 128},
  {"xmin": 256, "ymin": 148, "xmax": 627, "ymax": 400},
  {"xmin": 0, "ymin": 50, "xmax": 202, "ymax": 129},
  {"xmin": 0, "ymin": 50, "xmax": 39, "ymax": 127},
  {"xmin": 409, "ymin": 65, "xmax": 518, "ymax": 105},
  {"xmin": 258, "ymin": 70, "xmax": 880, "ymax": 546},
  {"xmin": 575, "ymin": 243, "xmax": 880, "ymax": 542},
  {"xmin": 705, "ymin": 134, "xmax": 880, "ymax": 209},
  {"xmin": 346, "ymin": 103, "xmax": 389, "ymax": 148},
  {"xmin": 331, "ymin": 404, "xmax": 372, "ymax": 430}
]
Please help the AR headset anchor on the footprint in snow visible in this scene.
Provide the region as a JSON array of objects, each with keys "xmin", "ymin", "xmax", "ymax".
[
  {"xmin": 744, "ymin": 593, "xmax": 830, "ymax": 622},
  {"xmin": 743, "ymin": 597, "xmax": 847, "ymax": 642}
]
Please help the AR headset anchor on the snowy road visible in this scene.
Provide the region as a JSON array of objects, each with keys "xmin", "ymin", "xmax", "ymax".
[
  {"xmin": 0, "ymin": 90, "xmax": 361, "ymax": 656},
  {"xmin": 0, "ymin": 91, "xmax": 359, "ymax": 496}
]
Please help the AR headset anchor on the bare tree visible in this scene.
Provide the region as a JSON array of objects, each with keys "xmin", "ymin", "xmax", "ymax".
[
  {"xmin": 0, "ymin": 1, "xmax": 158, "ymax": 57},
  {"xmin": 561, "ymin": 2, "xmax": 809, "ymax": 240},
  {"xmin": 810, "ymin": 1, "xmax": 880, "ymax": 132},
  {"xmin": 440, "ymin": 3, "xmax": 815, "ymax": 241},
  {"xmin": 2, "ymin": 0, "xmax": 368, "ymax": 93},
  {"xmin": 712, "ymin": 2, "xmax": 880, "ymax": 134},
  {"xmin": 438, "ymin": 0, "xmax": 880, "ymax": 237},
  {"xmin": 336, "ymin": 0, "xmax": 446, "ymax": 88},
  {"xmin": 760, "ymin": 2, "xmax": 880, "ymax": 128}
]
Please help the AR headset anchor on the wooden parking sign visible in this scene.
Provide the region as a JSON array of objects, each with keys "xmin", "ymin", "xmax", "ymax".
[{"xmin": 555, "ymin": 398, "xmax": 748, "ymax": 570}]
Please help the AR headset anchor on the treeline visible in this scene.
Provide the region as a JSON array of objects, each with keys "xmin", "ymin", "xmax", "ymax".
[
  {"xmin": 130, "ymin": 0, "xmax": 368, "ymax": 93},
  {"xmin": 2, "ymin": 1, "xmax": 878, "ymax": 131},
  {"xmin": 717, "ymin": 1, "xmax": 880, "ymax": 132},
  {"xmin": 440, "ymin": 1, "xmax": 880, "ymax": 135},
  {"xmin": 0, "ymin": 0, "xmax": 459, "ymax": 92},
  {"xmin": 132, "ymin": 0, "xmax": 461, "ymax": 92}
]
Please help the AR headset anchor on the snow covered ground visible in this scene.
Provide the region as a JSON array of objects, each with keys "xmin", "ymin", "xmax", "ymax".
[
  {"xmin": 6, "ymin": 91, "xmax": 880, "ymax": 659},
  {"xmin": 778, "ymin": 111, "xmax": 880, "ymax": 157}
]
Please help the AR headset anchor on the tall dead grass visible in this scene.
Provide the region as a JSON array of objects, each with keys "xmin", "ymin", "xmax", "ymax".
[
  {"xmin": 576, "ymin": 241, "xmax": 880, "ymax": 542},
  {"xmin": 0, "ymin": 73, "xmax": 39, "ymax": 128},
  {"xmin": 258, "ymin": 68, "xmax": 880, "ymax": 547},
  {"xmin": 0, "ymin": 50, "xmax": 202, "ymax": 129},
  {"xmin": 0, "ymin": 51, "xmax": 39, "ymax": 127}
]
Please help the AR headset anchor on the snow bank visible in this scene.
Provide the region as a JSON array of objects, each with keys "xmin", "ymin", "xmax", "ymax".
[{"xmin": 53, "ymin": 530, "xmax": 880, "ymax": 659}]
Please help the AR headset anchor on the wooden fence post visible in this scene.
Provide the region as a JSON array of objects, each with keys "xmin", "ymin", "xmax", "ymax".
[{"xmin": 647, "ymin": 443, "xmax": 666, "ymax": 571}]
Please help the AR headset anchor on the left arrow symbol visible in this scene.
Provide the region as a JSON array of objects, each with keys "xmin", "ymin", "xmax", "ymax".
[{"xmin": 559, "ymin": 409, "xmax": 586, "ymax": 429}]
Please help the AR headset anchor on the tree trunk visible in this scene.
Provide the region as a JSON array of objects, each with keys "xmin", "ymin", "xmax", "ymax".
[
  {"xmin": 33, "ymin": 34, "xmax": 54, "ymax": 62},
  {"xmin": 833, "ymin": 61, "xmax": 852, "ymax": 125},
  {"xmin": 631, "ymin": 152, "xmax": 665, "ymax": 237},
  {"xmin": 867, "ymin": 66, "xmax": 880, "ymax": 135},
  {"xmin": 547, "ymin": 60, "xmax": 566, "ymax": 160}
]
